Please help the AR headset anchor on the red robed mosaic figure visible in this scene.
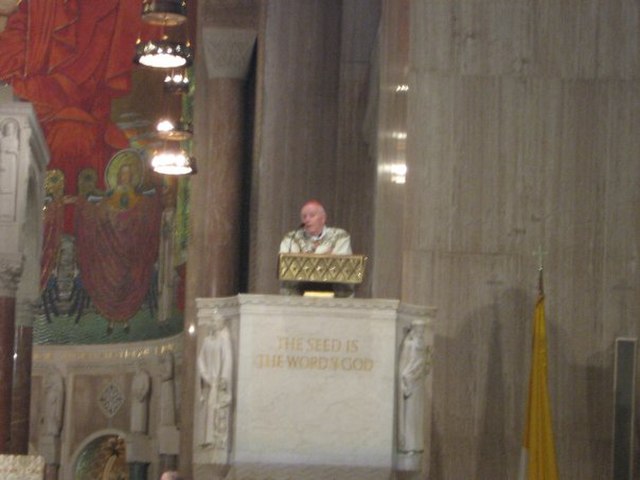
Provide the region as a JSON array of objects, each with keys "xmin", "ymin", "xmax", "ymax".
[{"xmin": 0, "ymin": 0, "xmax": 144, "ymax": 230}]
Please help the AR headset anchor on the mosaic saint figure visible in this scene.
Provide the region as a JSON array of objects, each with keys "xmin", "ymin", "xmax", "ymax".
[{"xmin": 74, "ymin": 149, "xmax": 162, "ymax": 331}]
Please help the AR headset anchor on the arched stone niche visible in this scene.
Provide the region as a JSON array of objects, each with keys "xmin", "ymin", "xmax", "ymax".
[{"xmin": 70, "ymin": 429, "xmax": 129, "ymax": 480}]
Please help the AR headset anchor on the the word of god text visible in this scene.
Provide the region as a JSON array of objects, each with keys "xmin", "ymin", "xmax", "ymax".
[{"xmin": 255, "ymin": 335, "xmax": 374, "ymax": 372}]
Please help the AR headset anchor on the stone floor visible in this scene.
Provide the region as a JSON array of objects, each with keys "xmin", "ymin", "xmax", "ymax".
[{"xmin": 196, "ymin": 462, "xmax": 392, "ymax": 480}]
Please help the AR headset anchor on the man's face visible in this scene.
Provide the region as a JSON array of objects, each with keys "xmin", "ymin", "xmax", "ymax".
[{"xmin": 300, "ymin": 202, "xmax": 326, "ymax": 236}]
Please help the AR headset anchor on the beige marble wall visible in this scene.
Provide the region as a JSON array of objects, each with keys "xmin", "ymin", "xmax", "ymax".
[{"xmin": 397, "ymin": 0, "xmax": 640, "ymax": 478}]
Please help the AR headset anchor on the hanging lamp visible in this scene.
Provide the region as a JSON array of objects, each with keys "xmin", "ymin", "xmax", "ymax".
[
  {"xmin": 151, "ymin": 121, "xmax": 195, "ymax": 175},
  {"xmin": 134, "ymin": 38, "xmax": 193, "ymax": 69},
  {"xmin": 155, "ymin": 118, "xmax": 192, "ymax": 141},
  {"xmin": 163, "ymin": 69, "xmax": 190, "ymax": 94},
  {"xmin": 150, "ymin": 148, "xmax": 196, "ymax": 175},
  {"xmin": 135, "ymin": 0, "xmax": 192, "ymax": 69}
]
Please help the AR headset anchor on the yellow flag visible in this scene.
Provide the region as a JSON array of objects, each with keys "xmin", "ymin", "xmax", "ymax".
[{"xmin": 518, "ymin": 289, "xmax": 559, "ymax": 480}]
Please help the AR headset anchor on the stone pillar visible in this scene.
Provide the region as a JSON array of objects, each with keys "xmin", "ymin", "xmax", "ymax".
[
  {"xmin": 44, "ymin": 464, "xmax": 59, "ymax": 480},
  {"xmin": 10, "ymin": 301, "xmax": 35, "ymax": 454},
  {"xmin": 128, "ymin": 462, "xmax": 149, "ymax": 480},
  {"xmin": 178, "ymin": 25, "xmax": 256, "ymax": 478},
  {"xmin": 158, "ymin": 454, "xmax": 178, "ymax": 475},
  {"xmin": 126, "ymin": 433, "xmax": 151, "ymax": 480},
  {"xmin": 39, "ymin": 435, "xmax": 61, "ymax": 480},
  {"xmin": 0, "ymin": 255, "xmax": 22, "ymax": 452},
  {"xmin": 0, "ymin": 89, "xmax": 49, "ymax": 454},
  {"xmin": 158, "ymin": 424, "xmax": 179, "ymax": 475}
]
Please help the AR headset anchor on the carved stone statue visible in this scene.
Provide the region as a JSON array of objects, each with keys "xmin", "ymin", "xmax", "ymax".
[
  {"xmin": 197, "ymin": 312, "xmax": 233, "ymax": 450},
  {"xmin": 159, "ymin": 351, "xmax": 176, "ymax": 426},
  {"xmin": 130, "ymin": 362, "xmax": 151, "ymax": 434},
  {"xmin": 42, "ymin": 369, "xmax": 65, "ymax": 437},
  {"xmin": 398, "ymin": 319, "xmax": 429, "ymax": 454}
]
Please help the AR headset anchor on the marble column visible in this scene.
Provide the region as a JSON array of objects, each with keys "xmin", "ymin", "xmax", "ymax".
[
  {"xmin": 10, "ymin": 298, "xmax": 43, "ymax": 456},
  {"xmin": 178, "ymin": 24, "xmax": 256, "ymax": 478},
  {"xmin": 178, "ymin": 78, "xmax": 246, "ymax": 477},
  {"xmin": 10, "ymin": 311, "xmax": 34, "ymax": 454},
  {"xmin": 125, "ymin": 433, "xmax": 151, "ymax": 480},
  {"xmin": 158, "ymin": 454, "xmax": 178, "ymax": 475},
  {"xmin": 44, "ymin": 464, "xmax": 59, "ymax": 480},
  {"xmin": 128, "ymin": 462, "xmax": 148, "ymax": 480},
  {"xmin": 0, "ymin": 255, "xmax": 23, "ymax": 452}
]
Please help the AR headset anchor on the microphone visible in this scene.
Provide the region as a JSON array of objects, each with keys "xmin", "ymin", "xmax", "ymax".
[{"xmin": 288, "ymin": 223, "xmax": 304, "ymax": 252}]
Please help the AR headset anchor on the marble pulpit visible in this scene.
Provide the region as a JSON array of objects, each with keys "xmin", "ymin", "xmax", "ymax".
[{"xmin": 193, "ymin": 294, "xmax": 435, "ymax": 480}]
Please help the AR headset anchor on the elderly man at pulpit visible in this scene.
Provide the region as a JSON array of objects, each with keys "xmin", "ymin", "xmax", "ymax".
[{"xmin": 278, "ymin": 199, "xmax": 365, "ymax": 297}]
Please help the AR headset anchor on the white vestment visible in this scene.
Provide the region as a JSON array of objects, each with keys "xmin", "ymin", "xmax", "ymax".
[{"xmin": 279, "ymin": 226, "xmax": 352, "ymax": 255}]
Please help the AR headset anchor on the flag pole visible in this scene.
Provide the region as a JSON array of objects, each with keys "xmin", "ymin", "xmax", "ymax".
[
  {"xmin": 534, "ymin": 244, "xmax": 546, "ymax": 296},
  {"xmin": 519, "ymin": 245, "xmax": 558, "ymax": 480}
]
